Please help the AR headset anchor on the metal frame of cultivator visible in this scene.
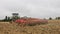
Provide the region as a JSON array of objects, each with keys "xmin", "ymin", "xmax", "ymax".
[
  {"xmin": 9, "ymin": 17, "xmax": 48, "ymax": 26},
  {"xmin": 11, "ymin": 19, "xmax": 48, "ymax": 26}
]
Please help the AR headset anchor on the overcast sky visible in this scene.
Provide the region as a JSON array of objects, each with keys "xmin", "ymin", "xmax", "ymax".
[{"xmin": 0, "ymin": 0, "xmax": 60, "ymax": 19}]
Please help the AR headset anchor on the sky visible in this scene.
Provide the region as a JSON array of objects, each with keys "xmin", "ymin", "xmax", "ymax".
[{"xmin": 0, "ymin": 0, "xmax": 60, "ymax": 19}]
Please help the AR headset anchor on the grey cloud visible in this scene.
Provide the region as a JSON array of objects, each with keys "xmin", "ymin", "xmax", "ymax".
[{"xmin": 0, "ymin": 0, "xmax": 60, "ymax": 19}]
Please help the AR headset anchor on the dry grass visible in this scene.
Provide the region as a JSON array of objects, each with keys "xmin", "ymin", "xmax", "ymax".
[{"xmin": 0, "ymin": 20, "xmax": 60, "ymax": 34}]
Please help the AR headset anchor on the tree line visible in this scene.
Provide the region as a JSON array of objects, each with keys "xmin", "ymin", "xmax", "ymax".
[
  {"xmin": 1, "ymin": 16, "xmax": 60, "ymax": 22},
  {"xmin": 49, "ymin": 17, "xmax": 60, "ymax": 20},
  {"xmin": 3, "ymin": 16, "xmax": 20, "ymax": 22}
]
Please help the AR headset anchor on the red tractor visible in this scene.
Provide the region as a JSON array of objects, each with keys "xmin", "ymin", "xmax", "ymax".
[{"xmin": 10, "ymin": 13, "xmax": 48, "ymax": 26}]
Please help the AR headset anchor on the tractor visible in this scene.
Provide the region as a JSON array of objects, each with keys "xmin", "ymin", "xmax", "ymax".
[{"xmin": 10, "ymin": 13, "xmax": 48, "ymax": 26}]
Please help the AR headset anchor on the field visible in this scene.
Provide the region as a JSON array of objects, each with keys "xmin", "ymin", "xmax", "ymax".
[{"xmin": 0, "ymin": 20, "xmax": 60, "ymax": 34}]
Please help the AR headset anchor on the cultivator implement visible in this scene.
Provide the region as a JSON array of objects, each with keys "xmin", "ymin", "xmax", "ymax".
[{"xmin": 10, "ymin": 18, "xmax": 48, "ymax": 26}]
